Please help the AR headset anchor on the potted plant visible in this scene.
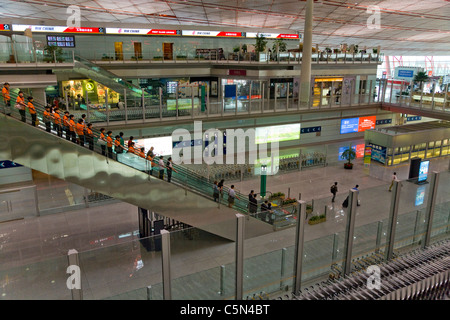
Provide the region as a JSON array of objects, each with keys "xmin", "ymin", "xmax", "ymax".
[
  {"xmin": 341, "ymin": 147, "xmax": 356, "ymax": 169},
  {"xmin": 254, "ymin": 34, "xmax": 268, "ymax": 61},
  {"xmin": 43, "ymin": 45, "xmax": 64, "ymax": 63},
  {"xmin": 413, "ymin": 71, "xmax": 429, "ymax": 93},
  {"xmin": 308, "ymin": 214, "xmax": 326, "ymax": 225}
]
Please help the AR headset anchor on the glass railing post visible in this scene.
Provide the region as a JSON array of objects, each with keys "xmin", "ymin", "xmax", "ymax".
[
  {"xmin": 292, "ymin": 200, "xmax": 307, "ymax": 294},
  {"xmin": 280, "ymin": 247, "xmax": 287, "ymax": 290},
  {"xmin": 161, "ymin": 229, "xmax": 172, "ymax": 300},
  {"xmin": 423, "ymin": 172, "xmax": 440, "ymax": 248},
  {"xmin": 375, "ymin": 221, "xmax": 383, "ymax": 253},
  {"xmin": 385, "ymin": 180, "xmax": 401, "ymax": 261},
  {"xmin": 142, "ymin": 89, "xmax": 145, "ymax": 122},
  {"xmin": 342, "ymin": 189, "xmax": 358, "ymax": 275},
  {"xmin": 331, "ymin": 232, "xmax": 339, "ymax": 263},
  {"xmin": 413, "ymin": 210, "xmax": 423, "ymax": 244},
  {"xmin": 124, "ymin": 89, "xmax": 128, "ymax": 124},
  {"xmin": 235, "ymin": 213, "xmax": 245, "ymax": 300},
  {"xmin": 67, "ymin": 249, "xmax": 82, "ymax": 300},
  {"xmin": 106, "ymin": 88, "xmax": 110, "ymax": 125}
]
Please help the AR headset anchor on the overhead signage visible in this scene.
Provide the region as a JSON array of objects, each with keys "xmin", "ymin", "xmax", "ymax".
[
  {"xmin": 105, "ymin": 28, "xmax": 179, "ymax": 35},
  {"xmin": 0, "ymin": 160, "xmax": 23, "ymax": 169},
  {"xmin": 227, "ymin": 70, "xmax": 247, "ymax": 76},
  {"xmin": 376, "ymin": 119, "xmax": 392, "ymax": 125},
  {"xmin": 340, "ymin": 116, "xmax": 376, "ymax": 134},
  {"xmin": 181, "ymin": 30, "xmax": 243, "ymax": 37},
  {"xmin": 0, "ymin": 24, "xmax": 11, "ymax": 31},
  {"xmin": 246, "ymin": 32, "xmax": 300, "ymax": 39},
  {"xmin": 47, "ymin": 35, "xmax": 75, "ymax": 48},
  {"xmin": 12, "ymin": 25, "xmax": 104, "ymax": 34},
  {"xmin": 300, "ymin": 126, "xmax": 321, "ymax": 134},
  {"xmin": 407, "ymin": 116, "xmax": 422, "ymax": 122}
]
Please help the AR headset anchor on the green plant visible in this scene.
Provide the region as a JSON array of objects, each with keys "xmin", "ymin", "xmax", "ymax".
[
  {"xmin": 43, "ymin": 45, "xmax": 64, "ymax": 63},
  {"xmin": 272, "ymin": 39, "xmax": 287, "ymax": 53},
  {"xmin": 255, "ymin": 34, "xmax": 268, "ymax": 54},
  {"xmin": 373, "ymin": 48, "xmax": 378, "ymax": 54},
  {"xmin": 270, "ymin": 192, "xmax": 285, "ymax": 198},
  {"xmin": 341, "ymin": 147, "xmax": 356, "ymax": 168},
  {"xmin": 413, "ymin": 71, "xmax": 429, "ymax": 90}
]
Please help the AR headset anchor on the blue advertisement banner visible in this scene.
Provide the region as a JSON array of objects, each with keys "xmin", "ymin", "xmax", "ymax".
[
  {"xmin": 368, "ymin": 143, "xmax": 386, "ymax": 164},
  {"xmin": 340, "ymin": 117, "xmax": 359, "ymax": 134}
]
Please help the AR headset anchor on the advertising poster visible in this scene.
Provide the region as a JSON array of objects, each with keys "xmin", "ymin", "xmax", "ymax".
[
  {"xmin": 369, "ymin": 143, "xmax": 387, "ymax": 164},
  {"xmin": 415, "ymin": 185, "xmax": 426, "ymax": 206},
  {"xmin": 418, "ymin": 160, "xmax": 430, "ymax": 183},
  {"xmin": 363, "ymin": 145, "xmax": 372, "ymax": 166},
  {"xmin": 255, "ymin": 124, "xmax": 300, "ymax": 145}
]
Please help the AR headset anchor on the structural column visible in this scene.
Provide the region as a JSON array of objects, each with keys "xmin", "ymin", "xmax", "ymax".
[{"xmin": 299, "ymin": 0, "xmax": 314, "ymax": 107}]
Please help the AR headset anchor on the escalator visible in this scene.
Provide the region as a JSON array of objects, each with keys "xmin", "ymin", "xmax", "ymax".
[{"xmin": 0, "ymin": 96, "xmax": 275, "ymax": 240}]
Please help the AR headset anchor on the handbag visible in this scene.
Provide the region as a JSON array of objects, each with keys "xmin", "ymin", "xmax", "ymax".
[
  {"xmin": 97, "ymin": 138, "xmax": 107, "ymax": 145},
  {"xmin": 15, "ymin": 103, "xmax": 24, "ymax": 110}
]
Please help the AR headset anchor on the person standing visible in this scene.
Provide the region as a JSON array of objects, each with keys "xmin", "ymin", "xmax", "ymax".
[
  {"xmin": 68, "ymin": 114, "xmax": 77, "ymax": 143},
  {"xmin": 53, "ymin": 108, "xmax": 63, "ymax": 137},
  {"xmin": 27, "ymin": 96, "xmax": 37, "ymax": 126},
  {"xmin": 119, "ymin": 132, "xmax": 125, "ymax": 150},
  {"xmin": 158, "ymin": 156, "xmax": 166, "ymax": 180},
  {"xmin": 86, "ymin": 123, "xmax": 94, "ymax": 151},
  {"xmin": 166, "ymin": 157, "xmax": 177, "ymax": 183},
  {"xmin": 218, "ymin": 179, "xmax": 224, "ymax": 197},
  {"xmin": 213, "ymin": 181, "xmax": 220, "ymax": 202},
  {"xmin": 63, "ymin": 111, "xmax": 70, "ymax": 140},
  {"xmin": 127, "ymin": 141, "xmax": 136, "ymax": 154},
  {"xmin": 43, "ymin": 106, "xmax": 53, "ymax": 132},
  {"xmin": 127, "ymin": 136, "xmax": 134, "ymax": 148},
  {"xmin": 15, "ymin": 91, "xmax": 27, "ymax": 122},
  {"xmin": 248, "ymin": 190, "xmax": 258, "ymax": 216},
  {"xmin": 76, "ymin": 119, "xmax": 85, "ymax": 147},
  {"xmin": 2, "ymin": 82, "xmax": 11, "ymax": 116},
  {"xmin": 99, "ymin": 128, "xmax": 107, "ymax": 156},
  {"xmin": 389, "ymin": 172, "xmax": 398, "ymax": 192},
  {"xmin": 228, "ymin": 185, "xmax": 239, "ymax": 208},
  {"xmin": 330, "ymin": 182, "xmax": 338, "ymax": 203},
  {"xmin": 114, "ymin": 135, "xmax": 124, "ymax": 156},
  {"xmin": 106, "ymin": 131, "xmax": 113, "ymax": 159}
]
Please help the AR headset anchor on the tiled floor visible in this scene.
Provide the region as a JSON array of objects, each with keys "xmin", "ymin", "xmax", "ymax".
[{"xmin": 0, "ymin": 153, "xmax": 448, "ymax": 300}]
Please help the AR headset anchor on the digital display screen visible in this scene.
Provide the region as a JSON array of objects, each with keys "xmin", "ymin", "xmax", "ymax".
[
  {"xmin": 340, "ymin": 116, "xmax": 376, "ymax": 134},
  {"xmin": 136, "ymin": 136, "xmax": 173, "ymax": 156},
  {"xmin": 418, "ymin": 160, "xmax": 430, "ymax": 182},
  {"xmin": 47, "ymin": 35, "xmax": 75, "ymax": 47},
  {"xmin": 255, "ymin": 124, "xmax": 300, "ymax": 145}
]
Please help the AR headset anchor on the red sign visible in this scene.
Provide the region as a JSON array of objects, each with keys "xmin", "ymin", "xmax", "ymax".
[
  {"xmin": 147, "ymin": 29, "xmax": 178, "ymax": 35},
  {"xmin": 0, "ymin": 24, "xmax": 10, "ymax": 31},
  {"xmin": 63, "ymin": 27, "xmax": 103, "ymax": 34},
  {"xmin": 228, "ymin": 70, "xmax": 247, "ymax": 76},
  {"xmin": 358, "ymin": 116, "xmax": 376, "ymax": 132},
  {"xmin": 278, "ymin": 34, "xmax": 299, "ymax": 39},
  {"xmin": 216, "ymin": 32, "xmax": 242, "ymax": 37}
]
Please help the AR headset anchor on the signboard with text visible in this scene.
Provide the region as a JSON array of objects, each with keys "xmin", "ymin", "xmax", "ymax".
[{"xmin": 340, "ymin": 116, "xmax": 376, "ymax": 134}]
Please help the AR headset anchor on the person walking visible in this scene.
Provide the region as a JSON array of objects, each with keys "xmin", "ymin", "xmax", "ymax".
[
  {"xmin": 227, "ymin": 185, "xmax": 239, "ymax": 208},
  {"xmin": 389, "ymin": 172, "xmax": 398, "ymax": 192},
  {"xmin": 85, "ymin": 123, "xmax": 94, "ymax": 151},
  {"xmin": 43, "ymin": 106, "xmax": 53, "ymax": 132},
  {"xmin": 27, "ymin": 96, "xmax": 37, "ymax": 127},
  {"xmin": 166, "ymin": 157, "xmax": 177, "ymax": 183},
  {"xmin": 15, "ymin": 91, "xmax": 27, "ymax": 122},
  {"xmin": 106, "ymin": 131, "xmax": 113, "ymax": 159},
  {"xmin": 76, "ymin": 118, "xmax": 85, "ymax": 146},
  {"xmin": 2, "ymin": 82, "xmax": 11, "ymax": 116},
  {"xmin": 330, "ymin": 182, "xmax": 338, "ymax": 203}
]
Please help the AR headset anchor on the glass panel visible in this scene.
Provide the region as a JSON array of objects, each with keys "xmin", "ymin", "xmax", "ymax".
[
  {"xmin": 0, "ymin": 186, "xmax": 37, "ymax": 222},
  {"xmin": 170, "ymin": 225, "xmax": 236, "ymax": 300},
  {"xmin": 0, "ymin": 255, "xmax": 71, "ymax": 300},
  {"xmin": 79, "ymin": 234, "xmax": 163, "ymax": 300}
]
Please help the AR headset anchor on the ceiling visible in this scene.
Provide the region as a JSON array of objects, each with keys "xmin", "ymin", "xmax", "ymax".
[{"xmin": 1, "ymin": 0, "xmax": 449, "ymax": 55}]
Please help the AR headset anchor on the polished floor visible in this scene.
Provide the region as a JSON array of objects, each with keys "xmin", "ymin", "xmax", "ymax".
[{"xmin": 0, "ymin": 154, "xmax": 448, "ymax": 300}]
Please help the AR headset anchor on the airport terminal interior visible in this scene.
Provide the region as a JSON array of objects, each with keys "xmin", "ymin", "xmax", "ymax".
[{"xmin": 0, "ymin": 0, "xmax": 449, "ymax": 301}]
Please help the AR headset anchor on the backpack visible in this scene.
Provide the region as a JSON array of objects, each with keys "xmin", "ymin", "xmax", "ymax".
[
  {"xmin": 331, "ymin": 185, "xmax": 336, "ymax": 193},
  {"xmin": 342, "ymin": 197, "xmax": 348, "ymax": 208}
]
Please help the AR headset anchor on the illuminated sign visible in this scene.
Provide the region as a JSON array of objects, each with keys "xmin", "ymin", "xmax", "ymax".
[
  {"xmin": 415, "ymin": 185, "xmax": 426, "ymax": 206},
  {"xmin": 246, "ymin": 32, "xmax": 300, "ymax": 39},
  {"xmin": 12, "ymin": 25, "xmax": 104, "ymax": 34},
  {"xmin": 340, "ymin": 116, "xmax": 376, "ymax": 134},
  {"xmin": 368, "ymin": 143, "xmax": 386, "ymax": 164},
  {"xmin": 255, "ymin": 124, "xmax": 300, "ymax": 145},
  {"xmin": 47, "ymin": 35, "xmax": 75, "ymax": 48},
  {"xmin": 105, "ymin": 28, "xmax": 179, "ymax": 35},
  {"xmin": 182, "ymin": 30, "xmax": 243, "ymax": 37},
  {"xmin": 0, "ymin": 24, "xmax": 11, "ymax": 31},
  {"xmin": 136, "ymin": 136, "xmax": 173, "ymax": 156},
  {"xmin": 418, "ymin": 160, "xmax": 430, "ymax": 183}
]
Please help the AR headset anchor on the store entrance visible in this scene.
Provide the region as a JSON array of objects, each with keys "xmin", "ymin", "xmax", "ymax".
[
  {"xmin": 163, "ymin": 43, "xmax": 173, "ymax": 60},
  {"xmin": 133, "ymin": 42, "xmax": 142, "ymax": 60},
  {"xmin": 114, "ymin": 42, "xmax": 123, "ymax": 60}
]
